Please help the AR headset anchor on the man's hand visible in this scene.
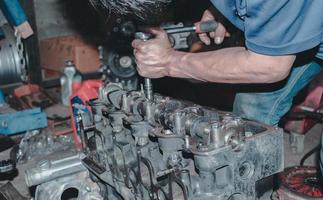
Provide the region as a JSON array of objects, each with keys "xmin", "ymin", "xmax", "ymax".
[
  {"xmin": 132, "ymin": 28, "xmax": 175, "ymax": 78},
  {"xmin": 198, "ymin": 9, "xmax": 230, "ymax": 45}
]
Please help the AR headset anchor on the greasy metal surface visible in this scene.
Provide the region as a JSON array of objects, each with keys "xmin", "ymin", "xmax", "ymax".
[
  {"xmin": 34, "ymin": 171, "xmax": 101, "ymax": 200},
  {"xmin": 25, "ymin": 153, "xmax": 86, "ymax": 187},
  {"xmin": 28, "ymin": 82, "xmax": 284, "ymax": 199},
  {"xmin": 0, "ymin": 24, "xmax": 27, "ymax": 85},
  {"xmin": 15, "ymin": 130, "xmax": 74, "ymax": 163},
  {"xmin": 76, "ymin": 83, "xmax": 283, "ymax": 199},
  {"xmin": 19, "ymin": 0, "xmax": 43, "ymax": 85}
]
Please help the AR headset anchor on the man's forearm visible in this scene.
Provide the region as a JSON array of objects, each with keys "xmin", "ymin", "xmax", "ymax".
[{"xmin": 168, "ymin": 47, "xmax": 295, "ymax": 84}]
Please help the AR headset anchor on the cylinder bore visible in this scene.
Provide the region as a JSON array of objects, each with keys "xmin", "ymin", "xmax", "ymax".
[{"xmin": 60, "ymin": 187, "xmax": 79, "ymax": 200}]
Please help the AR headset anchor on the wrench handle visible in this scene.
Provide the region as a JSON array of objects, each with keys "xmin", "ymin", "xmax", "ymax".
[{"xmin": 195, "ymin": 20, "xmax": 218, "ymax": 34}]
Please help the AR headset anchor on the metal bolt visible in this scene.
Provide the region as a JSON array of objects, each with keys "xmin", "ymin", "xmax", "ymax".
[
  {"xmin": 144, "ymin": 78, "xmax": 153, "ymax": 101},
  {"xmin": 184, "ymin": 135, "xmax": 190, "ymax": 149},
  {"xmin": 121, "ymin": 94, "xmax": 128, "ymax": 112},
  {"xmin": 209, "ymin": 122, "xmax": 222, "ymax": 148},
  {"xmin": 174, "ymin": 112, "xmax": 182, "ymax": 135},
  {"xmin": 119, "ymin": 56, "xmax": 132, "ymax": 68}
]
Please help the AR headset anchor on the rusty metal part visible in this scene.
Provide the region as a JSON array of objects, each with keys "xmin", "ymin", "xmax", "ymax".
[{"xmin": 274, "ymin": 166, "xmax": 323, "ymax": 200}]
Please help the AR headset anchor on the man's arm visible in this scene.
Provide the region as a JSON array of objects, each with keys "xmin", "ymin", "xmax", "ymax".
[
  {"xmin": 168, "ymin": 47, "xmax": 295, "ymax": 83},
  {"xmin": 132, "ymin": 29, "xmax": 296, "ymax": 84}
]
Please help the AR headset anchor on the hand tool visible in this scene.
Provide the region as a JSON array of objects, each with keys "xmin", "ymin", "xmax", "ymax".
[
  {"xmin": 135, "ymin": 20, "xmax": 219, "ymax": 43},
  {"xmin": 134, "ymin": 33, "xmax": 154, "ymax": 101},
  {"xmin": 163, "ymin": 20, "xmax": 218, "ymax": 34},
  {"xmin": 134, "ymin": 20, "xmax": 219, "ymax": 100}
]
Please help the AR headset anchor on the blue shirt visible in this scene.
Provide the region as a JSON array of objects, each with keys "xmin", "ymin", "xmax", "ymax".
[{"xmin": 210, "ymin": 0, "xmax": 323, "ymax": 60}]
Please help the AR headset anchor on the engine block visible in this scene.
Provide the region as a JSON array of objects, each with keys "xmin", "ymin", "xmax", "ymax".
[
  {"xmin": 27, "ymin": 83, "xmax": 283, "ymax": 200},
  {"xmin": 75, "ymin": 83, "xmax": 283, "ymax": 200}
]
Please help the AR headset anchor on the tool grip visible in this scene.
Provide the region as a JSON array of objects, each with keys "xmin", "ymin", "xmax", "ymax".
[{"xmin": 195, "ymin": 20, "xmax": 218, "ymax": 34}]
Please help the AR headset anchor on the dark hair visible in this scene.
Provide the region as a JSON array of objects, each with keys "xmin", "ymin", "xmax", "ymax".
[{"xmin": 89, "ymin": 0, "xmax": 171, "ymax": 21}]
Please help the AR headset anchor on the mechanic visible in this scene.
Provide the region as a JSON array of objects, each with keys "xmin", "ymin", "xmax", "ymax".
[
  {"xmin": 132, "ymin": 0, "xmax": 323, "ymax": 176},
  {"xmin": 132, "ymin": 1, "xmax": 323, "ymax": 127}
]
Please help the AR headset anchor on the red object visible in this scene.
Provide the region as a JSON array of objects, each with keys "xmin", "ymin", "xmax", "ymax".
[
  {"xmin": 69, "ymin": 80, "xmax": 102, "ymax": 147},
  {"xmin": 14, "ymin": 84, "xmax": 40, "ymax": 97},
  {"xmin": 285, "ymin": 72, "xmax": 323, "ymax": 134},
  {"xmin": 276, "ymin": 166, "xmax": 323, "ymax": 199},
  {"xmin": 71, "ymin": 80, "xmax": 102, "ymax": 106}
]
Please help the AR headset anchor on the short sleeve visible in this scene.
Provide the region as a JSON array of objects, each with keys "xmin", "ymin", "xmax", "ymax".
[{"xmin": 243, "ymin": 0, "xmax": 323, "ymax": 56}]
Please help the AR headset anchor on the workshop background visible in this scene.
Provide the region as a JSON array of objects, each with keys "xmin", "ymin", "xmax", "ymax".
[{"xmin": 0, "ymin": 0, "xmax": 322, "ymax": 200}]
